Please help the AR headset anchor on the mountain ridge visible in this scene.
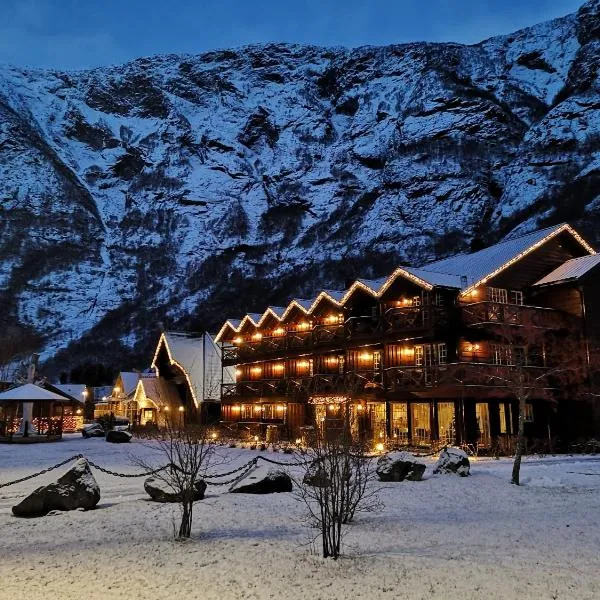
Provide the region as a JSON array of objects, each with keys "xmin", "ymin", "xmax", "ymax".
[{"xmin": 0, "ymin": 0, "xmax": 598, "ymax": 374}]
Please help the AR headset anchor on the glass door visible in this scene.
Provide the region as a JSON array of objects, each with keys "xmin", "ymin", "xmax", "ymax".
[
  {"xmin": 475, "ymin": 403, "xmax": 491, "ymax": 447},
  {"xmin": 411, "ymin": 403, "xmax": 431, "ymax": 446},
  {"xmin": 437, "ymin": 402, "xmax": 455, "ymax": 446}
]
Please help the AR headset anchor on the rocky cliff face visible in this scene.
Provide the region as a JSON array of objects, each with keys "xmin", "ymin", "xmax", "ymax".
[{"xmin": 0, "ymin": 1, "xmax": 598, "ymax": 372}]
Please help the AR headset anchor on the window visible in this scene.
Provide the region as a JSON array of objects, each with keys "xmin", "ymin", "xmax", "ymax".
[
  {"xmin": 488, "ymin": 287, "xmax": 508, "ymax": 303},
  {"xmin": 492, "ymin": 344, "xmax": 513, "ymax": 365},
  {"xmin": 337, "ymin": 355, "xmax": 345, "ymax": 374},
  {"xmin": 524, "ymin": 403, "xmax": 534, "ymax": 422},
  {"xmin": 412, "ymin": 295, "xmax": 422, "ymax": 307},
  {"xmin": 510, "ymin": 290, "xmax": 524, "ymax": 305},
  {"xmin": 240, "ymin": 404, "xmax": 254, "ymax": 420},
  {"xmin": 373, "ymin": 351, "xmax": 382, "ymax": 371},
  {"xmin": 499, "ymin": 403, "xmax": 507, "ymax": 434},
  {"xmin": 437, "ymin": 343, "xmax": 447, "ymax": 365},
  {"xmin": 434, "ymin": 292, "xmax": 445, "ymax": 307},
  {"xmin": 414, "ymin": 345, "xmax": 423, "ymax": 367}
]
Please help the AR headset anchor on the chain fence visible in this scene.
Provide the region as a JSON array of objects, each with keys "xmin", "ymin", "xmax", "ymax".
[{"xmin": 0, "ymin": 447, "xmax": 437, "ymax": 491}]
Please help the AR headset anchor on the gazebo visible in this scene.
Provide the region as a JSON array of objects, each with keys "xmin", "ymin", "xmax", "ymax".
[{"xmin": 0, "ymin": 383, "xmax": 72, "ymax": 442}]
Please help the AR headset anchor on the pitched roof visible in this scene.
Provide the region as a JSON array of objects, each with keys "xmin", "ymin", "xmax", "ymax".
[
  {"xmin": 116, "ymin": 372, "xmax": 140, "ymax": 397},
  {"xmin": 214, "ymin": 223, "xmax": 596, "ymax": 341},
  {"xmin": 53, "ymin": 383, "xmax": 86, "ymax": 402},
  {"xmin": 534, "ymin": 254, "xmax": 600, "ymax": 287},
  {"xmin": 132, "ymin": 377, "xmax": 179, "ymax": 409},
  {"xmin": 424, "ymin": 225, "xmax": 562, "ymax": 288},
  {"xmin": 152, "ymin": 332, "xmax": 233, "ymax": 406},
  {"xmin": 0, "ymin": 383, "xmax": 70, "ymax": 402}
]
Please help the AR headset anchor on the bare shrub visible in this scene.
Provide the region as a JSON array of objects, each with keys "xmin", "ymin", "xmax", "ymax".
[
  {"xmin": 293, "ymin": 427, "xmax": 381, "ymax": 559},
  {"xmin": 134, "ymin": 420, "xmax": 218, "ymax": 539}
]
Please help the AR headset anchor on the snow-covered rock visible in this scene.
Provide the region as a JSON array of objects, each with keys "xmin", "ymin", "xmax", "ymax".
[
  {"xmin": 144, "ymin": 476, "xmax": 207, "ymax": 502},
  {"xmin": 376, "ymin": 451, "xmax": 426, "ymax": 481},
  {"xmin": 0, "ymin": 1, "xmax": 598, "ymax": 372},
  {"xmin": 433, "ymin": 447, "xmax": 471, "ymax": 477},
  {"xmin": 12, "ymin": 458, "xmax": 100, "ymax": 517},
  {"xmin": 229, "ymin": 464, "xmax": 292, "ymax": 494}
]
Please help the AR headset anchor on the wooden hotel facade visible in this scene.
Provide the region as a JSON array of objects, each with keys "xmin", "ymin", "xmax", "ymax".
[{"xmin": 215, "ymin": 224, "xmax": 600, "ymax": 449}]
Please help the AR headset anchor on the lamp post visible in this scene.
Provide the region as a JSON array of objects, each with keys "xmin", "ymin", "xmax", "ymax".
[{"xmin": 178, "ymin": 405, "xmax": 185, "ymax": 429}]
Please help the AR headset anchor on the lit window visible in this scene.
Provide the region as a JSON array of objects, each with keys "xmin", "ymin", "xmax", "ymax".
[{"xmin": 488, "ymin": 287, "xmax": 508, "ymax": 304}]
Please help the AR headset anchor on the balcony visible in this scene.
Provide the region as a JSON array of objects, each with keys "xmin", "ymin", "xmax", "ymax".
[
  {"xmin": 313, "ymin": 323, "xmax": 344, "ymax": 346},
  {"xmin": 222, "ymin": 379, "xmax": 287, "ymax": 399},
  {"xmin": 385, "ymin": 362, "xmax": 549, "ymax": 393},
  {"xmin": 461, "ymin": 301, "xmax": 572, "ymax": 330},
  {"xmin": 383, "ymin": 305, "xmax": 442, "ymax": 334}
]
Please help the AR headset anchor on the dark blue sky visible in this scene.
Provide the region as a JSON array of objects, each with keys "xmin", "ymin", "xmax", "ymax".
[{"xmin": 0, "ymin": 0, "xmax": 585, "ymax": 70}]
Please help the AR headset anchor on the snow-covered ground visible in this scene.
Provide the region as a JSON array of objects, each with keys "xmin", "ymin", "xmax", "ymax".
[{"xmin": 1, "ymin": 435, "xmax": 599, "ymax": 599}]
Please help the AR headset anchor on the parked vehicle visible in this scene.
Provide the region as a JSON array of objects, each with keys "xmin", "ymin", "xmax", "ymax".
[
  {"xmin": 81, "ymin": 423, "xmax": 105, "ymax": 438},
  {"xmin": 81, "ymin": 417, "xmax": 130, "ymax": 437}
]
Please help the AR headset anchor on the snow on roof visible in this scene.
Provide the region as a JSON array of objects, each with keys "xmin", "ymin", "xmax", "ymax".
[
  {"xmin": 53, "ymin": 384, "xmax": 86, "ymax": 402},
  {"xmin": 116, "ymin": 372, "xmax": 140, "ymax": 397},
  {"xmin": 322, "ymin": 290, "xmax": 346, "ymax": 302},
  {"xmin": 422, "ymin": 223, "xmax": 595, "ymax": 292},
  {"xmin": 403, "ymin": 267, "xmax": 465, "ymax": 289},
  {"xmin": 356, "ymin": 278, "xmax": 388, "ymax": 294},
  {"xmin": 267, "ymin": 306, "xmax": 287, "ymax": 318},
  {"xmin": 132, "ymin": 377, "xmax": 179, "ymax": 409},
  {"xmin": 534, "ymin": 254, "xmax": 600, "ymax": 287},
  {"xmin": 0, "ymin": 383, "xmax": 71, "ymax": 403},
  {"xmin": 152, "ymin": 332, "xmax": 231, "ymax": 406},
  {"xmin": 293, "ymin": 299, "xmax": 313, "ymax": 311},
  {"xmin": 214, "ymin": 223, "xmax": 596, "ymax": 340}
]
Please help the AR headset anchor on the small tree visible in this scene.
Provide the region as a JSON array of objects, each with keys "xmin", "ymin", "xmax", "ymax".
[
  {"xmin": 293, "ymin": 407, "xmax": 381, "ymax": 559},
  {"xmin": 489, "ymin": 313, "xmax": 590, "ymax": 485},
  {"xmin": 135, "ymin": 418, "xmax": 217, "ymax": 538}
]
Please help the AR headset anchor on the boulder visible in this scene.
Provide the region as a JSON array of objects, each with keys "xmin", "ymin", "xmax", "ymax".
[
  {"xmin": 12, "ymin": 458, "xmax": 100, "ymax": 517},
  {"xmin": 144, "ymin": 477, "xmax": 207, "ymax": 503},
  {"xmin": 106, "ymin": 430, "xmax": 132, "ymax": 443},
  {"xmin": 302, "ymin": 463, "xmax": 330, "ymax": 487},
  {"xmin": 376, "ymin": 451, "xmax": 426, "ymax": 482},
  {"xmin": 433, "ymin": 447, "xmax": 470, "ymax": 476},
  {"xmin": 230, "ymin": 464, "xmax": 292, "ymax": 494}
]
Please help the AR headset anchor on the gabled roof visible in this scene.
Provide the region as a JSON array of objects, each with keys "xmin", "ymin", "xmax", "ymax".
[
  {"xmin": 151, "ymin": 332, "xmax": 228, "ymax": 407},
  {"xmin": 132, "ymin": 377, "xmax": 179, "ymax": 410},
  {"xmin": 52, "ymin": 383, "xmax": 86, "ymax": 402},
  {"xmin": 214, "ymin": 223, "xmax": 596, "ymax": 342},
  {"xmin": 534, "ymin": 254, "xmax": 600, "ymax": 287},
  {"xmin": 0, "ymin": 383, "xmax": 70, "ymax": 403},
  {"xmin": 116, "ymin": 372, "xmax": 140, "ymax": 397},
  {"xmin": 424, "ymin": 224, "xmax": 595, "ymax": 294}
]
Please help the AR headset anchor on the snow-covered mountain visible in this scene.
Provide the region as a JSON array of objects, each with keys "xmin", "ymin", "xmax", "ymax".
[{"xmin": 0, "ymin": 0, "xmax": 599, "ymax": 372}]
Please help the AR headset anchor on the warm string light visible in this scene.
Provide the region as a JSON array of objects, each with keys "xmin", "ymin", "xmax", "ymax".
[{"xmin": 216, "ymin": 224, "xmax": 597, "ymax": 342}]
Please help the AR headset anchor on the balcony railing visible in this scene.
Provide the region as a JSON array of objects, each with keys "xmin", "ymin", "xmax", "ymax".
[
  {"xmin": 385, "ymin": 362, "xmax": 549, "ymax": 391},
  {"xmin": 221, "ymin": 379, "xmax": 287, "ymax": 398},
  {"xmin": 383, "ymin": 305, "xmax": 442, "ymax": 333},
  {"xmin": 224, "ymin": 369, "xmax": 384, "ymax": 400},
  {"xmin": 461, "ymin": 301, "xmax": 572, "ymax": 329}
]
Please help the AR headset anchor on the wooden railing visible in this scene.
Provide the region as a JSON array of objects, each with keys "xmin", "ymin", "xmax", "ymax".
[
  {"xmin": 383, "ymin": 305, "xmax": 443, "ymax": 333},
  {"xmin": 461, "ymin": 301, "xmax": 572, "ymax": 329},
  {"xmin": 385, "ymin": 362, "xmax": 549, "ymax": 391}
]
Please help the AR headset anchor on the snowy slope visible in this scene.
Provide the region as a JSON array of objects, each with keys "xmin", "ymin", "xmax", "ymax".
[{"xmin": 0, "ymin": 1, "xmax": 598, "ymax": 371}]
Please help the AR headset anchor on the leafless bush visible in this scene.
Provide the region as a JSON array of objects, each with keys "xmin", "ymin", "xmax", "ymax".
[
  {"xmin": 134, "ymin": 419, "xmax": 219, "ymax": 539},
  {"xmin": 293, "ymin": 428, "xmax": 381, "ymax": 559}
]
